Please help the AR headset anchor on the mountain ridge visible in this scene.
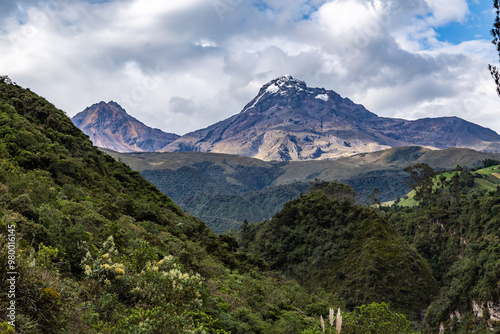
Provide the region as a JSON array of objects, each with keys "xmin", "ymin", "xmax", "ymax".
[
  {"xmin": 73, "ymin": 76, "xmax": 500, "ymax": 160},
  {"xmin": 72, "ymin": 101, "xmax": 179, "ymax": 152}
]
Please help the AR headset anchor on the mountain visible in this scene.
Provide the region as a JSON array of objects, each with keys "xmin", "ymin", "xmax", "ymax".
[
  {"xmin": 161, "ymin": 75, "xmax": 500, "ymax": 160},
  {"xmin": 71, "ymin": 101, "xmax": 179, "ymax": 152}
]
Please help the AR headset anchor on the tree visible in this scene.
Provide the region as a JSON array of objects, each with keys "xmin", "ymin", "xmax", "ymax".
[
  {"xmin": 309, "ymin": 179, "xmax": 357, "ymax": 202},
  {"xmin": 482, "ymin": 158, "xmax": 500, "ymax": 168},
  {"xmin": 341, "ymin": 303, "xmax": 417, "ymax": 334},
  {"xmin": 0, "ymin": 75, "xmax": 13, "ymax": 85},
  {"xmin": 489, "ymin": 0, "xmax": 500, "ymax": 96},
  {"xmin": 368, "ymin": 187, "xmax": 380, "ymax": 207},
  {"xmin": 404, "ymin": 163, "xmax": 437, "ymax": 204}
]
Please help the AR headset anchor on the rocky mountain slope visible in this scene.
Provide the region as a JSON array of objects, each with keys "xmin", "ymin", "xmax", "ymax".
[
  {"xmin": 72, "ymin": 101, "xmax": 179, "ymax": 152},
  {"xmin": 161, "ymin": 76, "xmax": 500, "ymax": 160}
]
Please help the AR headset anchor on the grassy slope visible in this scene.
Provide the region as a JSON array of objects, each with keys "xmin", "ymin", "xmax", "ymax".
[{"xmin": 392, "ymin": 165, "xmax": 500, "ymax": 207}]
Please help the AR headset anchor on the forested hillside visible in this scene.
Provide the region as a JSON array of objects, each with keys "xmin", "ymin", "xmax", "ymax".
[
  {"xmin": 0, "ymin": 77, "xmax": 424, "ymax": 333},
  {"xmin": 238, "ymin": 168, "xmax": 500, "ymax": 333},
  {"xmin": 0, "ymin": 76, "xmax": 331, "ymax": 333},
  {"xmin": 386, "ymin": 165, "xmax": 500, "ymax": 333},
  {"xmin": 238, "ymin": 181, "xmax": 438, "ymax": 321}
]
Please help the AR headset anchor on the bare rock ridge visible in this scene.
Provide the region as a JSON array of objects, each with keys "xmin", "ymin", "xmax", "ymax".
[
  {"xmin": 73, "ymin": 76, "xmax": 500, "ymax": 160},
  {"xmin": 160, "ymin": 75, "xmax": 500, "ymax": 160},
  {"xmin": 71, "ymin": 101, "xmax": 179, "ymax": 152}
]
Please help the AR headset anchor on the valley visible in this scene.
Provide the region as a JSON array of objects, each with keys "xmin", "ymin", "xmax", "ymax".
[{"xmin": 105, "ymin": 147, "xmax": 500, "ymax": 233}]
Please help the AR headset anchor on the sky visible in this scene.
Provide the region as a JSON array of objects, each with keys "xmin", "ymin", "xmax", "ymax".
[{"xmin": 0, "ymin": 0, "xmax": 498, "ymax": 135}]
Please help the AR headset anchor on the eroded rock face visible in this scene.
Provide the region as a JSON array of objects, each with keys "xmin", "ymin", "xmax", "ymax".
[
  {"xmin": 472, "ymin": 300, "xmax": 484, "ymax": 318},
  {"xmin": 161, "ymin": 76, "xmax": 500, "ymax": 161},
  {"xmin": 72, "ymin": 101, "xmax": 179, "ymax": 152},
  {"xmin": 488, "ymin": 302, "xmax": 500, "ymax": 322},
  {"xmin": 471, "ymin": 300, "xmax": 500, "ymax": 322}
]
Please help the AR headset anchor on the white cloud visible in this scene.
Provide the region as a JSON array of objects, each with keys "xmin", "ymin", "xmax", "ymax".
[
  {"xmin": 0, "ymin": 0, "xmax": 498, "ymax": 136},
  {"xmin": 424, "ymin": 0, "xmax": 469, "ymax": 26}
]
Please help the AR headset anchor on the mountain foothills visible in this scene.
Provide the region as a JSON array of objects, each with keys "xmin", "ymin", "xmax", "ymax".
[
  {"xmin": 73, "ymin": 76, "xmax": 500, "ymax": 161},
  {"xmin": 237, "ymin": 166, "xmax": 500, "ymax": 333},
  {"xmin": 105, "ymin": 147, "xmax": 500, "ymax": 233},
  {"xmin": 72, "ymin": 101, "xmax": 179, "ymax": 152}
]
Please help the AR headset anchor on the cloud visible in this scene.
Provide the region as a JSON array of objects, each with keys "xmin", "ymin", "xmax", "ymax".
[
  {"xmin": 0, "ymin": 0, "xmax": 498, "ymax": 136},
  {"xmin": 423, "ymin": 0, "xmax": 469, "ymax": 26}
]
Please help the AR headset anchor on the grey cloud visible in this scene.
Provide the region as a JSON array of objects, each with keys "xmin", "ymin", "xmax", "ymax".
[{"xmin": 168, "ymin": 97, "xmax": 197, "ymax": 116}]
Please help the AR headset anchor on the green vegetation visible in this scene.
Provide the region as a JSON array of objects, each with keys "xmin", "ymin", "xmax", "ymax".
[
  {"xmin": 2, "ymin": 76, "xmax": 500, "ymax": 332},
  {"xmin": 0, "ymin": 77, "xmax": 333, "ymax": 333},
  {"xmin": 140, "ymin": 164, "xmax": 411, "ymax": 233},
  {"xmin": 235, "ymin": 162, "xmax": 500, "ymax": 332},
  {"xmin": 489, "ymin": 0, "xmax": 500, "ymax": 96},
  {"xmin": 238, "ymin": 181, "xmax": 438, "ymax": 321},
  {"xmin": 394, "ymin": 164, "xmax": 500, "ymax": 207},
  {"xmin": 384, "ymin": 163, "xmax": 500, "ymax": 332},
  {"xmin": 341, "ymin": 302, "xmax": 419, "ymax": 334}
]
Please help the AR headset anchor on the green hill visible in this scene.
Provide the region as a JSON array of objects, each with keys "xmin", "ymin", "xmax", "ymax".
[{"xmin": 238, "ymin": 182, "xmax": 438, "ymax": 321}]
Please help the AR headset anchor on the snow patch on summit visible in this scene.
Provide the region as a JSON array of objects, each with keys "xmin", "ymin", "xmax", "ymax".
[
  {"xmin": 266, "ymin": 84, "xmax": 280, "ymax": 94},
  {"xmin": 316, "ymin": 94, "xmax": 329, "ymax": 101}
]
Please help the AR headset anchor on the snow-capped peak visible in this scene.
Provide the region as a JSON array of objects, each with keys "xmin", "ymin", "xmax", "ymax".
[
  {"xmin": 274, "ymin": 75, "xmax": 305, "ymax": 88},
  {"xmin": 241, "ymin": 76, "xmax": 316, "ymax": 113}
]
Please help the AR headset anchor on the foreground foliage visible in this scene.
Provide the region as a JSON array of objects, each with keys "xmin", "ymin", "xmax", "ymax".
[{"xmin": 0, "ymin": 77, "xmax": 333, "ymax": 333}]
